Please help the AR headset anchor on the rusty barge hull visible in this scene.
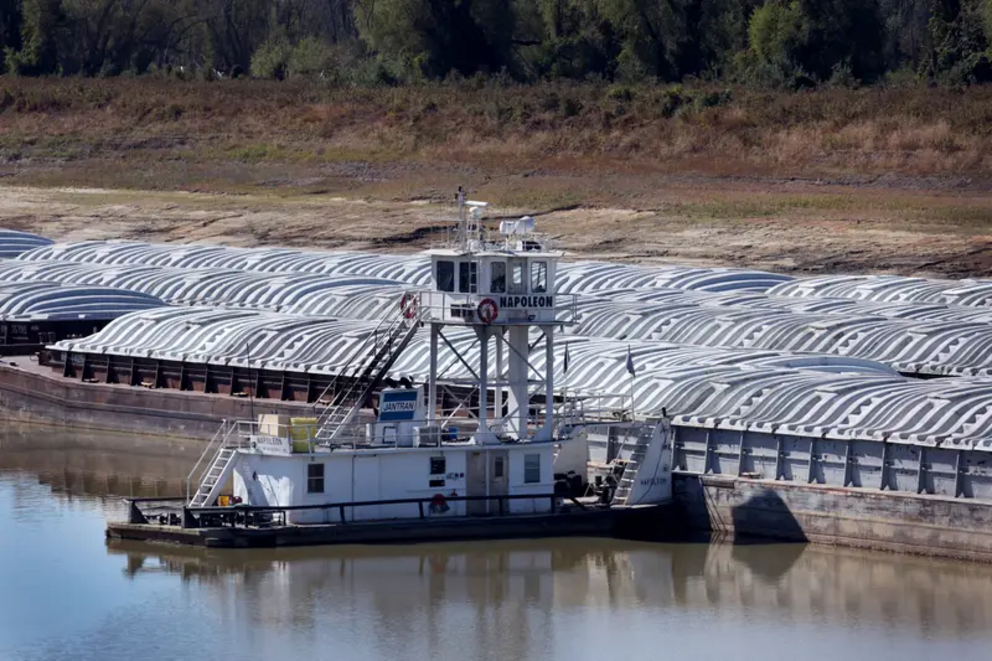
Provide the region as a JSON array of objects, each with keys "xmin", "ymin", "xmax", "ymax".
[{"xmin": 0, "ymin": 362, "xmax": 315, "ymax": 439}]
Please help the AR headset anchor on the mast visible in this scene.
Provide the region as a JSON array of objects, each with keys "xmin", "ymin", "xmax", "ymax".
[{"xmin": 423, "ymin": 188, "xmax": 570, "ymax": 443}]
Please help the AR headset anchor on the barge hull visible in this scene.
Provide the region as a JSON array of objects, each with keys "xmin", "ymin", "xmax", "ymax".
[
  {"xmin": 675, "ymin": 473, "xmax": 992, "ymax": 563},
  {"xmin": 0, "ymin": 363, "xmax": 312, "ymax": 439}
]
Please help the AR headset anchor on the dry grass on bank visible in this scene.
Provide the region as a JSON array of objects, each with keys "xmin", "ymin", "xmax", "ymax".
[{"xmin": 2, "ymin": 77, "xmax": 992, "ymax": 185}]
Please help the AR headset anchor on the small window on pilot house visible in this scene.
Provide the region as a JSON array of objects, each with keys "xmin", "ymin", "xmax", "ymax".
[
  {"xmin": 307, "ymin": 463, "xmax": 325, "ymax": 493},
  {"xmin": 491, "ymin": 262, "xmax": 506, "ymax": 293},
  {"xmin": 531, "ymin": 261, "xmax": 548, "ymax": 293},
  {"xmin": 459, "ymin": 261, "xmax": 478, "ymax": 293},
  {"xmin": 524, "ymin": 454, "xmax": 541, "ymax": 484},
  {"xmin": 510, "ymin": 261, "xmax": 526, "ymax": 294},
  {"xmin": 437, "ymin": 261, "xmax": 455, "ymax": 292}
]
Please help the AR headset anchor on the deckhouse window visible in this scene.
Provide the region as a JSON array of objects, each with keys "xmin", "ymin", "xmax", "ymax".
[
  {"xmin": 437, "ymin": 261, "xmax": 455, "ymax": 292},
  {"xmin": 458, "ymin": 261, "xmax": 478, "ymax": 293},
  {"xmin": 531, "ymin": 261, "xmax": 548, "ymax": 293},
  {"xmin": 524, "ymin": 454, "xmax": 541, "ymax": 484},
  {"xmin": 509, "ymin": 260, "xmax": 526, "ymax": 294},
  {"xmin": 491, "ymin": 262, "xmax": 506, "ymax": 293},
  {"xmin": 307, "ymin": 463, "xmax": 325, "ymax": 493}
]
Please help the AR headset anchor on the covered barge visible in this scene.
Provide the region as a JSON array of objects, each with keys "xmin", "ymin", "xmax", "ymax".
[{"xmin": 0, "ymin": 204, "xmax": 991, "ymax": 557}]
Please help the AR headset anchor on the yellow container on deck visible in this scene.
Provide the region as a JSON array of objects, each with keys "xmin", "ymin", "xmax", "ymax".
[{"xmin": 290, "ymin": 417, "xmax": 318, "ymax": 453}]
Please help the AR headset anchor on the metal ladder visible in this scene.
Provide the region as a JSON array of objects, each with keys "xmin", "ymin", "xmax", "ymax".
[
  {"xmin": 189, "ymin": 447, "xmax": 238, "ymax": 508},
  {"xmin": 314, "ymin": 294, "xmax": 423, "ymax": 442},
  {"xmin": 186, "ymin": 420, "xmax": 249, "ymax": 508},
  {"xmin": 612, "ymin": 425, "xmax": 655, "ymax": 505}
]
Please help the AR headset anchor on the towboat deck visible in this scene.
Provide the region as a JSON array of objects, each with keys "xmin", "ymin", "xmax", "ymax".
[{"xmin": 107, "ymin": 495, "xmax": 673, "ymax": 549}]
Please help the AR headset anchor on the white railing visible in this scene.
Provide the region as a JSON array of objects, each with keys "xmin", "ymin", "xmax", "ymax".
[
  {"xmin": 429, "ymin": 225, "xmax": 559, "ymax": 254},
  {"xmin": 225, "ymin": 418, "xmax": 481, "ymax": 452},
  {"xmin": 554, "ymin": 391, "xmax": 635, "ymax": 427},
  {"xmin": 217, "ymin": 410, "xmax": 628, "ymax": 454}
]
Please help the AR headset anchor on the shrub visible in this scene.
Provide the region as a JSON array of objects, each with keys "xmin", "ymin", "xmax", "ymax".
[
  {"xmin": 288, "ymin": 38, "xmax": 337, "ymax": 78},
  {"xmin": 606, "ymin": 85, "xmax": 634, "ymax": 102},
  {"xmin": 251, "ymin": 38, "xmax": 292, "ymax": 80}
]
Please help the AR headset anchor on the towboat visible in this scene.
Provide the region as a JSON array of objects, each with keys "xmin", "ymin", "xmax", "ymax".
[{"xmin": 107, "ymin": 189, "xmax": 675, "ymax": 548}]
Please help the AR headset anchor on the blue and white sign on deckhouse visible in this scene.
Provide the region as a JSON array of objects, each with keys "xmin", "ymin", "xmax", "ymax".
[{"xmin": 379, "ymin": 389, "xmax": 420, "ymax": 421}]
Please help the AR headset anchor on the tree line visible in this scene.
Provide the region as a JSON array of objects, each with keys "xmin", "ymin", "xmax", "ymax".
[{"xmin": 0, "ymin": 0, "xmax": 990, "ymax": 86}]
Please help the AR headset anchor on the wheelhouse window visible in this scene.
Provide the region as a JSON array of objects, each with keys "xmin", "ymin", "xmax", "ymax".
[
  {"xmin": 490, "ymin": 262, "xmax": 506, "ymax": 293},
  {"xmin": 437, "ymin": 261, "xmax": 455, "ymax": 293},
  {"xmin": 509, "ymin": 260, "xmax": 526, "ymax": 294},
  {"xmin": 524, "ymin": 454, "xmax": 541, "ymax": 484},
  {"xmin": 307, "ymin": 463, "xmax": 325, "ymax": 493},
  {"xmin": 459, "ymin": 261, "xmax": 478, "ymax": 293},
  {"xmin": 531, "ymin": 261, "xmax": 548, "ymax": 293}
]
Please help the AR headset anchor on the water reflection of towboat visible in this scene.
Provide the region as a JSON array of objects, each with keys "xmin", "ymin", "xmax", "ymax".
[{"xmin": 108, "ymin": 537, "xmax": 992, "ymax": 639}]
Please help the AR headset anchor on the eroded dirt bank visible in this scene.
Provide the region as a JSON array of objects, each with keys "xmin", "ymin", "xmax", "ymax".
[{"xmin": 1, "ymin": 179, "xmax": 989, "ymax": 278}]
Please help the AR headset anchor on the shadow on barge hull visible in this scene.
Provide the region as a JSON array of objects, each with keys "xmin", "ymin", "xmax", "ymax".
[{"xmin": 673, "ymin": 472, "xmax": 992, "ymax": 563}]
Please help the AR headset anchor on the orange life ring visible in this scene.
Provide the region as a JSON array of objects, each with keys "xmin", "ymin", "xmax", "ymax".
[
  {"xmin": 477, "ymin": 298, "xmax": 498, "ymax": 324},
  {"xmin": 400, "ymin": 293, "xmax": 418, "ymax": 319}
]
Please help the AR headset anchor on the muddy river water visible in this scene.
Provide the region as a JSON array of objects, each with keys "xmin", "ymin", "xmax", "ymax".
[{"xmin": 1, "ymin": 426, "xmax": 991, "ymax": 661}]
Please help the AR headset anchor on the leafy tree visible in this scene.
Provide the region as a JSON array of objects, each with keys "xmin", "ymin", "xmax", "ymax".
[
  {"xmin": 7, "ymin": 0, "xmax": 61, "ymax": 74},
  {"xmin": 745, "ymin": 0, "xmax": 884, "ymax": 85},
  {"xmin": 799, "ymin": 0, "xmax": 885, "ymax": 82},
  {"xmin": 746, "ymin": 0, "xmax": 805, "ymax": 84},
  {"xmin": 522, "ymin": 0, "xmax": 617, "ymax": 79},
  {"xmin": 595, "ymin": 0, "xmax": 752, "ymax": 81},
  {"xmin": 0, "ymin": 0, "xmax": 987, "ymax": 87},
  {"xmin": 1, "ymin": 0, "xmax": 24, "ymax": 72},
  {"xmin": 926, "ymin": 0, "xmax": 992, "ymax": 83},
  {"xmin": 251, "ymin": 33, "xmax": 290, "ymax": 79},
  {"xmin": 596, "ymin": 0, "xmax": 680, "ymax": 80},
  {"xmin": 203, "ymin": 0, "xmax": 270, "ymax": 75},
  {"xmin": 879, "ymin": 0, "xmax": 930, "ymax": 72},
  {"xmin": 356, "ymin": 0, "xmax": 515, "ymax": 78}
]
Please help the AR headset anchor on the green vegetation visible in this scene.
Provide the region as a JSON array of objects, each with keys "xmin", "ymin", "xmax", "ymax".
[{"xmin": 0, "ymin": 1, "xmax": 991, "ymax": 86}]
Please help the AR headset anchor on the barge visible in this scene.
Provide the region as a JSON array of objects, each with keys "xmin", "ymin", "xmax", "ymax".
[{"xmin": 1, "ymin": 194, "xmax": 990, "ymax": 559}]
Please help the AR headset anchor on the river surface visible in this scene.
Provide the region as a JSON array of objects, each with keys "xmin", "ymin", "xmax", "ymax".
[{"xmin": 2, "ymin": 426, "xmax": 992, "ymax": 661}]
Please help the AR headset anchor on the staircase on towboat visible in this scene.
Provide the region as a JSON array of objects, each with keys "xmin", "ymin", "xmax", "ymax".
[
  {"xmin": 186, "ymin": 292, "xmax": 422, "ymax": 507},
  {"xmin": 312, "ymin": 296, "xmax": 423, "ymax": 442},
  {"xmin": 186, "ymin": 422, "xmax": 247, "ymax": 508},
  {"xmin": 613, "ymin": 422, "xmax": 671, "ymax": 506}
]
